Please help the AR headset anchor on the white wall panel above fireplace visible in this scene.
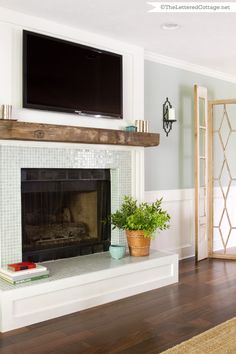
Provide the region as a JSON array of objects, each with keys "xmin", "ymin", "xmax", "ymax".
[{"xmin": 0, "ymin": 7, "xmax": 144, "ymax": 129}]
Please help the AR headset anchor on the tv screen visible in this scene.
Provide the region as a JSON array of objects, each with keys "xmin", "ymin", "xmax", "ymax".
[{"xmin": 23, "ymin": 30, "xmax": 123, "ymax": 118}]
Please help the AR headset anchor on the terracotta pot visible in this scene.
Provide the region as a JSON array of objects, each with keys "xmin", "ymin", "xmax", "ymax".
[{"xmin": 126, "ymin": 230, "xmax": 150, "ymax": 257}]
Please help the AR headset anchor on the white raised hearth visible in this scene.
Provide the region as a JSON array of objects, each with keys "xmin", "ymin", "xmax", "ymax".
[{"xmin": 0, "ymin": 250, "xmax": 178, "ymax": 332}]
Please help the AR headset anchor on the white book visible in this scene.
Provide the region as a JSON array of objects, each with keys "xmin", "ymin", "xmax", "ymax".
[
  {"xmin": 0, "ymin": 264, "xmax": 48, "ymax": 280},
  {"xmin": 0, "ymin": 273, "xmax": 49, "ymax": 285},
  {"xmin": 0, "ymin": 269, "xmax": 49, "ymax": 281}
]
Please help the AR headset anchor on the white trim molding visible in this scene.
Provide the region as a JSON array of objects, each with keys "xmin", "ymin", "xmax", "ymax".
[
  {"xmin": 145, "ymin": 51, "xmax": 236, "ymax": 84},
  {"xmin": 145, "ymin": 189, "xmax": 195, "ymax": 260}
]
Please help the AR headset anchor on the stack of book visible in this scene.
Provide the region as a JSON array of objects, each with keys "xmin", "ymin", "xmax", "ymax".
[{"xmin": 0, "ymin": 262, "xmax": 49, "ymax": 285}]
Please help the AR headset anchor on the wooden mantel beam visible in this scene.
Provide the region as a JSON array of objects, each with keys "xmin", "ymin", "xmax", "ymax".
[{"xmin": 0, "ymin": 120, "xmax": 160, "ymax": 147}]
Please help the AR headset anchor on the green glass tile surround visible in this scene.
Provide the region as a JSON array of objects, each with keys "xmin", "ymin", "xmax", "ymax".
[{"xmin": 0, "ymin": 145, "xmax": 132, "ymax": 266}]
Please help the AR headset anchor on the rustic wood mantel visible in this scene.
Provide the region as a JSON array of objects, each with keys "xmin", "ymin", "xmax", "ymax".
[{"xmin": 0, "ymin": 120, "xmax": 160, "ymax": 147}]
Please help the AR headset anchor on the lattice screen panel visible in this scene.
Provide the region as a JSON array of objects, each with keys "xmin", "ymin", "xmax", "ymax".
[{"xmin": 213, "ymin": 103, "xmax": 236, "ymax": 257}]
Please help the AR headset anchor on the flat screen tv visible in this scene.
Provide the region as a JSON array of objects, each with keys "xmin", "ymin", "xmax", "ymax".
[{"xmin": 23, "ymin": 30, "xmax": 123, "ymax": 118}]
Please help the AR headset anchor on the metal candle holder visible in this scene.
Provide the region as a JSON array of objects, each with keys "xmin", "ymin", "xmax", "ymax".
[{"xmin": 163, "ymin": 98, "xmax": 176, "ymax": 137}]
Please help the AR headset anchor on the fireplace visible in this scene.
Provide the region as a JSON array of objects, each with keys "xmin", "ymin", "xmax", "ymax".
[
  {"xmin": 0, "ymin": 144, "xmax": 132, "ymax": 266},
  {"xmin": 21, "ymin": 168, "xmax": 111, "ymax": 262}
]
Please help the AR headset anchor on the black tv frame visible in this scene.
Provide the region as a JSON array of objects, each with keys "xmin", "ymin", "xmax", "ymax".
[{"xmin": 23, "ymin": 30, "xmax": 123, "ymax": 119}]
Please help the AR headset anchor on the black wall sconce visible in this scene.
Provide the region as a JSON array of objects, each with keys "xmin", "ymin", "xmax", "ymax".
[{"xmin": 163, "ymin": 97, "xmax": 176, "ymax": 136}]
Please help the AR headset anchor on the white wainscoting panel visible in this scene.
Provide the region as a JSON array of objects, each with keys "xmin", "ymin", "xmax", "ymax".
[{"xmin": 145, "ymin": 189, "xmax": 195, "ymax": 259}]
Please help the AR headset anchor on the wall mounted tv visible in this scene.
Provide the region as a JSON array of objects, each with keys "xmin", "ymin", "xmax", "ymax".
[{"xmin": 23, "ymin": 30, "xmax": 123, "ymax": 119}]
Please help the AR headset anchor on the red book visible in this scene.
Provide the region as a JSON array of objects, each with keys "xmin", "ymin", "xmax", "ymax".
[{"xmin": 7, "ymin": 262, "xmax": 36, "ymax": 272}]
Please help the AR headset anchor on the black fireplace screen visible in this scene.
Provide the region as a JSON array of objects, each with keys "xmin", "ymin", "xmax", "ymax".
[{"xmin": 21, "ymin": 168, "xmax": 111, "ymax": 262}]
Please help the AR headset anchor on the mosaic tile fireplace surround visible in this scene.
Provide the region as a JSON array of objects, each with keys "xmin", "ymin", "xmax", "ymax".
[{"xmin": 0, "ymin": 142, "xmax": 132, "ymax": 267}]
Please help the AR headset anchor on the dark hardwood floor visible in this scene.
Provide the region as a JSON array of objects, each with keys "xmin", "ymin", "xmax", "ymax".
[{"xmin": 1, "ymin": 257, "xmax": 236, "ymax": 354}]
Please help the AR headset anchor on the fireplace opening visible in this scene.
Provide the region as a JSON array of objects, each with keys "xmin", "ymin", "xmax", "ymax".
[{"xmin": 21, "ymin": 168, "xmax": 111, "ymax": 262}]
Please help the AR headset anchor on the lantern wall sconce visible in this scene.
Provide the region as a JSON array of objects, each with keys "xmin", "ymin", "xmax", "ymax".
[{"xmin": 163, "ymin": 97, "xmax": 177, "ymax": 136}]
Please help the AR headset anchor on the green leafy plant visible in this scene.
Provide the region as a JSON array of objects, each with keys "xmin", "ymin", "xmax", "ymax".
[{"xmin": 107, "ymin": 196, "xmax": 170, "ymax": 238}]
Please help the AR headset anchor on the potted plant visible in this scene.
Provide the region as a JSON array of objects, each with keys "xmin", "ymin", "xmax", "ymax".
[{"xmin": 107, "ymin": 196, "xmax": 170, "ymax": 256}]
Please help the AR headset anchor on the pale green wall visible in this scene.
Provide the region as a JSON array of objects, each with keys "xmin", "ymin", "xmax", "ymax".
[{"xmin": 145, "ymin": 60, "xmax": 236, "ymax": 191}]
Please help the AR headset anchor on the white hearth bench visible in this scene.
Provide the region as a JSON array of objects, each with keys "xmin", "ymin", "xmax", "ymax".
[{"xmin": 0, "ymin": 251, "xmax": 178, "ymax": 332}]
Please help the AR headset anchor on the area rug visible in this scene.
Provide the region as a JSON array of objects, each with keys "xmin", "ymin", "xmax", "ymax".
[{"xmin": 161, "ymin": 317, "xmax": 236, "ymax": 354}]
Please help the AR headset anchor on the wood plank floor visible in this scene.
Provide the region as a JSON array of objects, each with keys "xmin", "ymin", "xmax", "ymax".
[{"xmin": 1, "ymin": 257, "xmax": 236, "ymax": 354}]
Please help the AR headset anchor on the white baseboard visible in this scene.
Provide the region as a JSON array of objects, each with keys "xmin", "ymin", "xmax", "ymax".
[{"xmin": 145, "ymin": 189, "xmax": 195, "ymax": 260}]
